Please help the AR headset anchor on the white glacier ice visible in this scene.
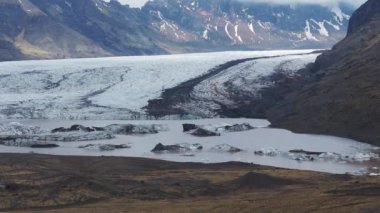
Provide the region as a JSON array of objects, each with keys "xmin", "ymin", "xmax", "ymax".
[{"xmin": 0, "ymin": 50, "xmax": 317, "ymax": 119}]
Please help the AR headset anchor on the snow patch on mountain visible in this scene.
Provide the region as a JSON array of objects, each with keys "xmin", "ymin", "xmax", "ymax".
[
  {"xmin": 331, "ymin": 6, "xmax": 350, "ymax": 24},
  {"xmin": 141, "ymin": 0, "xmax": 353, "ymax": 49},
  {"xmin": 310, "ymin": 19, "xmax": 329, "ymax": 37},
  {"xmin": 304, "ymin": 20, "xmax": 319, "ymax": 41},
  {"xmin": 248, "ymin": 22, "xmax": 256, "ymax": 35},
  {"xmin": 225, "ymin": 22, "xmax": 234, "ymax": 41},
  {"xmin": 234, "ymin": 25, "xmax": 243, "ymax": 43}
]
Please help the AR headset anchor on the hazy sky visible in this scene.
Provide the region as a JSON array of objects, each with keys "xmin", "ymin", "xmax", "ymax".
[{"xmin": 117, "ymin": 0, "xmax": 366, "ymax": 8}]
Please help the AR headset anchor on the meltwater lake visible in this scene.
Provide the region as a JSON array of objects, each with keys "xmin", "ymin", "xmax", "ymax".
[{"xmin": 0, "ymin": 118, "xmax": 378, "ymax": 175}]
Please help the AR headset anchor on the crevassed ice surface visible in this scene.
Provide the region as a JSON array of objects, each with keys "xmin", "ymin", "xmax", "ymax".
[
  {"xmin": 177, "ymin": 53, "xmax": 320, "ymax": 116},
  {"xmin": 0, "ymin": 119, "xmax": 376, "ymax": 174},
  {"xmin": 0, "ymin": 50, "xmax": 317, "ymax": 119}
]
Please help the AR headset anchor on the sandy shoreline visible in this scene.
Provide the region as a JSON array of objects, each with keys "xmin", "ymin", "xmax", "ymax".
[{"xmin": 1, "ymin": 153, "xmax": 380, "ymax": 212}]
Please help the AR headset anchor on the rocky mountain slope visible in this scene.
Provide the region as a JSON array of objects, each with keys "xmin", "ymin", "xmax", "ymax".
[
  {"xmin": 143, "ymin": 0, "xmax": 352, "ymax": 51},
  {"xmin": 0, "ymin": 0, "xmax": 164, "ymax": 61},
  {"xmin": 0, "ymin": 0, "xmax": 354, "ymax": 61},
  {"xmin": 267, "ymin": 0, "xmax": 380, "ymax": 146}
]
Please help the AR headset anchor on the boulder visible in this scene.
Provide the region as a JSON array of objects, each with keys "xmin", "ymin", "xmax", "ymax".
[
  {"xmin": 182, "ymin": 124, "xmax": 198, "ymax": 132},
  {"xmin": 210, "ymin": 144, "xmax": 242, "ymax": 153},
  {"xmin": 191, "ymin": 128, "xmax": 220, "ymax": 137}
]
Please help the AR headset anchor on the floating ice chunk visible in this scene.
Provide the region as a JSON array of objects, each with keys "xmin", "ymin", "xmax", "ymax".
[
  {"xmin": 254, "ymin": 148, "xmax": 281, "ymax": 156},
  {"xmin": 191, "ymin": 128, "xmax": 220, "ymax": 137},
  {"xmin": 0, "ymin": 122, "xmax": 48, "ymax": 135},
  {"xmin": 318, "ymin": 152, "xmax": 341, "ymax": 160},
  {"xmin": 151, "ymin": 143, "xmax": 203, "ymax": 153},
  {"xmin": 104, "ymin": 124, "xmax": 167, "ymax": 135},
  {"xmin": 210, "ymin": 144, "xmax": 242, "ymax": 153},
  {"xmin": 348, "ymin": 152, "xmax": 379, "ymax": 161},
  {"xmin": 79, "ymin": 144, "xmax": 131, "ymax": 151}
]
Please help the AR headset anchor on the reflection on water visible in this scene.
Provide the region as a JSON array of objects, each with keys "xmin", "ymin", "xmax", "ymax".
[{"xmin": 0, "ymin": 118, "xmax": 378, "ymax": 174}]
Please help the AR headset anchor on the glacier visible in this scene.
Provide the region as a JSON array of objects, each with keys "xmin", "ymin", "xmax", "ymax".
[{"xmin": 0, "ymin": 50, "xmax": 318, "ymax": 119}]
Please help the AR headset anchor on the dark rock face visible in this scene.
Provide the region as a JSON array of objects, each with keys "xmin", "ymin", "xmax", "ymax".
[
  {"xmin": 267, "ymin": 0, "xmax": 380, "ymax": 146},
  {"xmin": 347, "ymin": 0, "xmax": 380, "ymax": 35},
  {"xmin": 191, "ymin": 128, "xmax": 221, "ymax": 137}
]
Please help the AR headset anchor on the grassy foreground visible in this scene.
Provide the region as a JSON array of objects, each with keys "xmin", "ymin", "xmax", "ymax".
[{"xmin": 0, "ymin": 154, "xmax": 379, "ymax": 212}]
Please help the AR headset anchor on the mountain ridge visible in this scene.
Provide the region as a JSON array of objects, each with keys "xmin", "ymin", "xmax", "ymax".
[
  {"xmin": 267, "ymin": 0, "xmax": 380, "ymax": 145},
  {"xmin": 0, "ymin": 0, "xmax": 354, "ymax": 61}
]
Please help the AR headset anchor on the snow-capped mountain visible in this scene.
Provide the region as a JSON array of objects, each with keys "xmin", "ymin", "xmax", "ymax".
[
  {"xmin": 0, "ymin": 0, "xmax": 354, "ymax": 61},
  {"xmin": 142, "ymin": 0, "xmax": 353, "ymax": 50}
]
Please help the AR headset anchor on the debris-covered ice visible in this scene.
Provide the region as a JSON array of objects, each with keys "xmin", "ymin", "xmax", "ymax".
[
  {"xmin": 79, "ymin": 144, "xmax": 131, "ymax": 151},
  {"xmin": 0, "ymin": 122, "xmax": 48, "ymax": 135},
  {"xmin": 210, "ymin": 144, "xmax": 243, "ymax": 153},
  {"xmin": 104, "ymin": 124, "xmax": 168, "ymax": 135},
  {"xmin": 151, "ymin": 143, "xmax": 203, "ymax": 153},
  {"xmin": 0, "ymin": 122, "xmax": 115, "ymax": 147},
  {"xmin": 253, "ymin": 148, "xmax": 379, "ymax": 163}
]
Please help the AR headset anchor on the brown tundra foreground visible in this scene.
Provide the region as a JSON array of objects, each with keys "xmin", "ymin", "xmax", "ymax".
[{"xmin": 0, "ymin": 154, "xmax": 380, "ymax": 213}]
